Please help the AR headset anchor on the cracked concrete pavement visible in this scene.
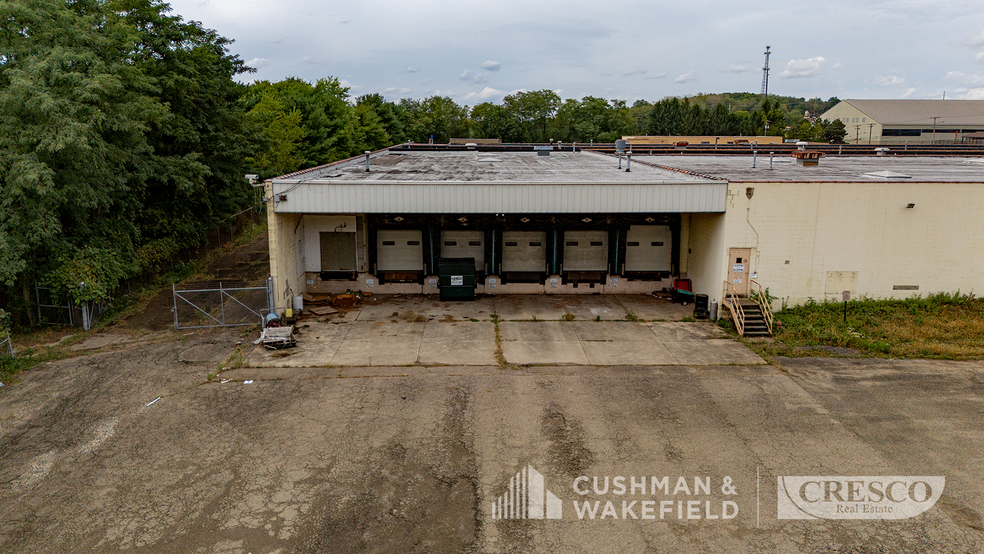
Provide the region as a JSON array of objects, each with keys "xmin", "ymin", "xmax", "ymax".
[{"xmin": 1, "ymin": 327, "xmax": 982, "ymax": 553}]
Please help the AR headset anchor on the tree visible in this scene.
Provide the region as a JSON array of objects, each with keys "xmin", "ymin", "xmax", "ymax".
[
  {"xmin": 470, "ymin": 102, "xmax": 521, "ymax": 142},
  {"xmin": 0, "ymin": 0, "xmax": 256, "ymax": 322},
  {"xmin": 399, "ymin": 96, "xmax": 470, "ymax": 143},
  {"xmin": 503, "ymin": 90, "xmax": 560, "ymax": 142}
]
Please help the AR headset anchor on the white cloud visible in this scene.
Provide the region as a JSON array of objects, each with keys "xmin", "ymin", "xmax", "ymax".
[
  {"xmin": 244, "ymin": 57, "xmax": 271, "ymax": 70},
  {"xmin": 778, "ymin": 57, "xmax": 826, "ymax": 79},
  {"xmin": 461, "ymin": 87, "xmax": 507, "ymax": 102},
  {"xmin": 945, "ymin": 71, "xmax": 984, "ymax": 98},
  {"xmin": 674, "ymin": 71, "xmax": 697, "ymax": 83},
  {"xmin": 643, "ymin": 72, "xmax": 667, "ymax": 80},
  {"xmin": 723, "ymin": 64, "xmax": 750, "ymax": 73},
  {"xmin": 622, "ymin": 68, "xmax": 647, "ymax": 77},
  {"xmin": 976, "ymin": 52, "xmax": 984, "ymax": 62},
  {"xmin": 901, "ymin": 87, "xmax": 916, "ymax": 98},
  {"xmin": 872, "ymin": 75, "xmax": 905, "ymax": 86},
  {"xmin": 459, "ymin": 70, "xmax": 489, "ymax": 85},
  {"xmin": 481, "ymin": 60, "xmax": 501, "ymax": 72},
  {"xmin": 406, "ymin": 66, "xmax": 419, "ymax": 73},
  {"xmin": 969, "ymin": 29, "xmax": 984, "ymax": 47}
]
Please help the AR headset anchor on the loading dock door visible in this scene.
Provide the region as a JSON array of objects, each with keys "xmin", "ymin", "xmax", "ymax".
[
  {"xmin": 502, "ymin": 231, "xmax": 546, "ymax": 272},
  {"xmin": 377, "ymin": 230, "xmax": 423, "ymax": 271},
  {"xmin": 320, "ymin": 232, "xmax": 357, "ymax": 271},
  {"xmin": 563, "ymin": 230, "xmax": 608, "ymax": 271},
  {"xmin": 440, "ymin": 230, "xmax": 484, "ymax": 272},
  {"xmin": 625, "ymin": 225, "xmax": 671, "ymax": 271}
]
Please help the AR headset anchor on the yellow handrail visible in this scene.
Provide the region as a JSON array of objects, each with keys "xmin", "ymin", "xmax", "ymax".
[
  {"xmin": 749, "ymin": 279, "xmax": 774, "ymax": 335},
  {"xmin": 725, "ymin": 281, "xmax": 745, "ymax": 336}
]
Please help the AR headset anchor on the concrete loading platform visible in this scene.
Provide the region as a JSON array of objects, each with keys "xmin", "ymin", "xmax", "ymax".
[{"xmin": 247, "ymin": 294, "xmax": 762, "ymax": 368}]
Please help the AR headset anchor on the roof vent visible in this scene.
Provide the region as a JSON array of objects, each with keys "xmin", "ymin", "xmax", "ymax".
[
  {"xmin": 615, "ymin": 140, "xmax": 626, "ymax": 153},
  {"xmin": 791, "ymin": 150, "xmax": 823, "ymax": 166},
  {"xmin": 875, "ymin": 147, "xmax": 890, "ymax": 156},
  {"xmin": 863, "ymin": 170, "xmax": 911, "ymax": 179}
]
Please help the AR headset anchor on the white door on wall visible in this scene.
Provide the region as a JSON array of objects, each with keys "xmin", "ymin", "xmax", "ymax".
[
  {"xmin": 440, "ymin": 230, "xmax": 484, "ymax": 272},
  {"xmin": 502, "ymin": 231, "xmax": 547, "ymax": 273},
  {"xmin": 563, "ymin": 230, "xmax": 608, "ymax": 271},
  {"xmin": 377, "ymin": 230, "xmax": 423, "ymax": 271},
  {"xmin": 728, "ymin": 247, "xmax": 751, "ymax": 296},
  {"xmin": 625, "ymin": 225, "xmax": 671, "ymax": 272}
]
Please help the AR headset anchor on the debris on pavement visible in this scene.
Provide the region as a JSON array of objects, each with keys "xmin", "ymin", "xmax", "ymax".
[
  {"xmin": 254, "ymin": 325, "xmax": 297, "ymax": 349},
  {"xmin": 146, "ymin": 397, "xmax": 161, "ymax": 407}
]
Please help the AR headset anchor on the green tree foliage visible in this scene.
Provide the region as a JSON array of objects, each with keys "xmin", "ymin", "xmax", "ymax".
[
  {"xmin": 399, "ymin": 96, "xmax": 471, "ymax": 143},
  {"xmin": 0, "ymin": 0, "xmax": 255, "ymax": 320},
  {"xmin": 502, "ymin": 90, "xmax": 560, "ymax": 142},
  {"xmin": 793, "ymin": 118, "xmax": 847, "ymax": 144}
]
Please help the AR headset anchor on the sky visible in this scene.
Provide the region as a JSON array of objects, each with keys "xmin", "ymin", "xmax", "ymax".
[{"xmin": 166, "ymin": 0, "xmax": 984, "ymax": 106}]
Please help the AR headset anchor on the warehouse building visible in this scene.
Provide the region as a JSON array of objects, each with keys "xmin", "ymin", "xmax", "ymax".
[
  {"xmin": 821, "ymin": 99, "xmax": 984, "ymax": 145},
  {"xmin": 263, "ymin": 147, "xmax": 984, "ymax": 311}
]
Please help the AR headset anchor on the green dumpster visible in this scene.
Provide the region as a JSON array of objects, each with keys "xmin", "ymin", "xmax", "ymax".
[{"xmin": 438, "ymin": 257, "xmax": 477, "ymax": 301}]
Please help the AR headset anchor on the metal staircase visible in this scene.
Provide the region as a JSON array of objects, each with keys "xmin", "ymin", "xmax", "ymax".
[{"xmin": 725, "ymin": 280, "xmax": 774, "ymax": 337}]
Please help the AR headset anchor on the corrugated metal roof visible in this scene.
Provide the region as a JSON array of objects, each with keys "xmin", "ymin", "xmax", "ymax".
[{"xmin": 826, "ymin": 100, "xmax": 984, "ymax": 126}]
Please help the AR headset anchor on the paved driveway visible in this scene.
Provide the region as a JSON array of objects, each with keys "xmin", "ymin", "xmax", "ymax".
[
  {"xmin": 248, "ymin": 295, "xmax": 760, "ymax": 368},
  {"xmin": 1, "ymin": 334, "xmax": 981, "ymax": 553}
]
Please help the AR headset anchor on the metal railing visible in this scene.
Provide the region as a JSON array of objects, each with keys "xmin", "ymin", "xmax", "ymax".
[
  {"xmin": 1, "ymin": 329, "xmax": 12, "ymax": 358},
  {"xmin": 725, "ymin": 281, "xmax": 746, "ymax": 336},
  {"xmin": 172, "ymin": 279, "xmax": 272, "ymax": 329},
  {"xmin": 749, "ymin": 279, "xmax": 774, "ymax": 336}
]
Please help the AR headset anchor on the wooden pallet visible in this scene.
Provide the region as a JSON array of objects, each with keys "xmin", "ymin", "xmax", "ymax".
[{"xmin": 254, "ymin": 326, "xmax": 296, "ymax": 349}]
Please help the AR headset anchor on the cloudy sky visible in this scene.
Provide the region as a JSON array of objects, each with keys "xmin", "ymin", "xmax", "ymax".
[{"xmin": 167, "ymin": 0, "xmax": 984, "ymax": 105}]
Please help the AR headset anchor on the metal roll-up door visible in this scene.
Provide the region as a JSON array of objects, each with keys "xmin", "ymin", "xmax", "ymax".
[
  {"xmin": 563, "ymin": 230, "xmax": 608, "ymax": 271},
  {"xmin": 377, "ymin": 230, "xmax": 423, "ymax": 271},
  {"xmin": 502, "ymin": 231, "xmax": 546, "ymax": 272},
  {"xmin": 625, "ymin": 225, "xmax": 671, "ymax": 272},
  {"xmin": 440, "ymin": 230, "xmax": 485, "ymax": 272}
]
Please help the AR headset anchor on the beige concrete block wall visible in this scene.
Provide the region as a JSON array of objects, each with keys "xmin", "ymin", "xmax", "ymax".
[
  {"xmin": 686, "ymin": 213, "xmax": 727, "ymax": 303},
  {"xmin": 725, "ymin": 181, "xmax": 984, "ymax": 307},
  {"xmin": 267, "ymin": 204, "xmax": 303, "ymax": 310}
]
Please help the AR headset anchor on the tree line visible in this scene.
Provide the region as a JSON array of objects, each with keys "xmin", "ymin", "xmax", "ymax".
[{"xmin": 0, "ymin": 0, "xmax": 844, "ymax": 324}]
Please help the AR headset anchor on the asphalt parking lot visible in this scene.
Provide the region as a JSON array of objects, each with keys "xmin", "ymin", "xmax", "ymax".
[{"xmin": 0, "ymin": 295, "xmax": 982, "ymax": 553}]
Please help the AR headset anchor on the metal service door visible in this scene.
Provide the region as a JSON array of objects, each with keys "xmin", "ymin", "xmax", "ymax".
[
  {"xmin": 728, "ymin": 247, "xmax": 751, "ymax": 296},
  {"xmin": 377, "ymin": 230, "xmax": 423, "ymax": 271},
  {"xmin": 440, "ymin": 230, "xmax": 485, "ymax": 272},
  {"xmin": 563, "ymin": 230, "xmax": 608, "ymax": 271},
  {"xmin": 320, "ymin": 232, "xmax": 357, "ymax": 271},
  {"xmin": 625, "ymin": 225, "xmax": 672, "ymax": 271},
  {"xmin": 502, "ymin": 231, "xmax": 546, "ymax": 272}
]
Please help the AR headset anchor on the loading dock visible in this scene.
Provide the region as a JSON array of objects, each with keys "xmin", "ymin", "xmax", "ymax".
[
  {"xmin": 320, "ymin": 232, "xmax": 358, "ymax": 279},
  {"xmin": 502, "ymin": 230, "xmax": 547, "ymax": 282},
  {"xmin": 377, "ymin": 229, "xmax": 424, "ymax": 282},
  {"xmin": 624, "ymin": 225, "xmax": 672, "ymax": 276},
  {"xmin": 563, "ymin": 230, "xmax": 608, "ymax": 283},
  {"xmin": 440, "ymin": 230, "xmax": 485, "ymax": 275}
]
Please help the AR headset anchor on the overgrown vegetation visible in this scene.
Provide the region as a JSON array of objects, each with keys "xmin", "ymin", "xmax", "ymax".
[{"xmin": 761, "ymin": 293, "xmax": 984, "ymax": 359}]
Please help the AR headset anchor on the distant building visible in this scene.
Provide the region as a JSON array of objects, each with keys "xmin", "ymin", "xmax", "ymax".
[
  {"xmin": 821, "ymin": 99, "xmax": 984, "ymax": 145},
  {"xmin": 623, "ymin": 136, "xmax": 783, "ymax": 146}
]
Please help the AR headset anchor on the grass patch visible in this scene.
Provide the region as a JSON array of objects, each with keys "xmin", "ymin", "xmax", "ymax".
[
  {"xmin": 561, "ymin": 312, "xmax": 575, "ymax": 321},
  {"xmin": 624, "ymin": 309, "xmax": 639, "ymax": 322},
  {"xmin": 400, "ymin": 310, "xmax": 428, "ymax": 323},
  {"xmin": 759, "ymin": 292, "xmax": 984, "ymax": 359},
  {"xmin": 0, "ymin": 346, "xmax": 70, "ymax": 385}
]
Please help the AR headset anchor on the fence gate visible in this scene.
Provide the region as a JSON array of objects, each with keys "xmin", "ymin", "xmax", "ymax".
[{"xmin": 173, "ymin": 279, "xmax": 272, "ymax": 329}]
